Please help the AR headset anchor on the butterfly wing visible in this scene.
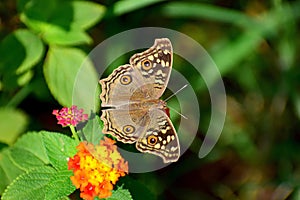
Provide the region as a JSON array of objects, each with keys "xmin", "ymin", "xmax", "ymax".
[
  {"xmin": 100, "ymin": 64, "xmax": 142, "ymax": 107},
  {"xmin": 100, "ymin": 38, "xmax": 173, "ymax": 106},
  {"xmin": 129, "ymin": 38, "xmax": 173, "ymax": 99},
  {"xmin": 135, "ymin": 109, "xmax": 180, "ymax": 163},
  {"xmin": 100, "ymin": 38, "xmax": 179, "ymax": 162},
  {"xmin": 101, "ymin": 106, "xmax": 149, "ymax": 143}
]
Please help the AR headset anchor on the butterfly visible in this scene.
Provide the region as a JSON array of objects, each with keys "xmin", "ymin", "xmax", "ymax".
[{"xmin": 99, "ymin": 38, "xmax": 180, "ymax": 163}]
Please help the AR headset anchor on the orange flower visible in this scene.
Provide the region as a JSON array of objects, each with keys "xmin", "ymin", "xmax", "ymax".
[{"xmin": 68, "ymin": 137, "xmax": 128, "ymax": 200}]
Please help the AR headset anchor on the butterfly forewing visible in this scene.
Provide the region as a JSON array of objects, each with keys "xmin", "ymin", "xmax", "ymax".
[
  {"xmin": 100, "ymin": 64, "xmax": 144, "ymax": 107},
  {"xmin": 129, "ymin": 38, "xmax": 173, "ymax": 99}
]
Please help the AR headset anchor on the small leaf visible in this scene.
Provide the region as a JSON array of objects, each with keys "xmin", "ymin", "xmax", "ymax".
[
  {"xmin": 113, "ymin": 0, "xmax": 161, "ymax": 15},
  {"xmin": 14, "ymin": 29, "xmax": 44, "ymax": 74},
  {"xmin": 0, "ymin": 29, "xmax": 44, "ymax": 89},
  {"xmin": 17, "ymin": 69, "xmax": 34, "ymax": 86},
  {"xmin": 44, "ymin": 46, "xmax": 99, "ymax": 110},
  {"xmin": 0, "ymin": 29, "xmax": 44, "ymax": 74},
  {"xmin": 41, "ymin": 131, "xmax": 78, "ymax": 170},
  {"xmin": 80, "ymin": 115, "xmax": 104, "ymax": 145},
  {"xmin": 71, "ymin": 1, "xmax": 106, "ymax": 30},
  {"xmin": 20, "ymin": 0, "xmax": 68, "ymax": 33},
  {"xmin": 1, "ymin": 166, "xmax": 75, "ymax": 200},
  {"xmin": 106, "ymin": 186, "xmax": 133, "ymax": 200},
  {"xmin": 0, "ymin": 108, "xmax": 28, "ymax": 145}
]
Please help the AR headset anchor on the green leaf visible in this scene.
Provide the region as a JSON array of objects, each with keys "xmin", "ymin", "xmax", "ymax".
[
  {"xmin": 44, "ymin": 46, "xmax": 99, "ymax": 110},
  {"xmin": 72, "ymin": 58, "xmax": 100, "ymax": 115},
  {"xmin": 14, "ymin": 132, "xmax": 49, "ymax": 164},
  {"xmin": 41, "ymin": 131, "xmax": 78, "ymax": 170},
  {"xmin": 0, "ymin": 108, "xmax": 28, "ymax": 145},
  {"xmin": 42, "ymin": 26, "xmax": 92, "ymax": 45},
  {"xmin": 80, "ymin": 115, "xmax": 104, "ymax": 145},
  {"xmin": 106, "ymin": 186, "xmax": 133, "ymax": 200},
  {"xmin": 14, "ymin": 29, "xmax": 44, "ymax": 74},
  {"xmin": 45, "ymin": 169, "xmax": 76, "ymax": 200},
  {"xmin": 0, "ymin": 29, "xmax": 44, "ymax": 89},
  {"xmin": 9, "ymin": 132, "xmax": 50, "ymax": 170},
  {"xmin": 19, "ymin": 0, "xmax": 105, "ymax": 45},
  {"xmin": 113, "ymin": 0, "xmax": 161, "ymax": 15},
  {"xmin": 1, "ymin": 166, "xmax": 75, "ymax": 200},
  {"xmin": 43, "ymin": 46, "xmax": 85, "ymax": 106},
  {"xmin": 0, "ymin": 29, "xmax": 44, "ymax": 74},
  {"xmin": 0, "ymin": 162, "xmax": 10, "ymax": 194},
  {"xmin": 0, "ymin": 148, "xmax": 25, "ymax": 194},
  {"xmin": 17, "ymin": 70, "xmax": 34, "ymax": 86},
  {"xmin": 9, "ymin": 147, "xmax": 46, "ymax": 170},
  {"xmin": 0, "ymin": 131, "xmax": 76, "ymax": 194},
  {"xmin": 71, "ymin": 1, "xmax": 106, "ymax": 30}
]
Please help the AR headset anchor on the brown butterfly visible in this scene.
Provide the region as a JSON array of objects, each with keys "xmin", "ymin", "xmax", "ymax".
[{"xmin": 99, "ymin": 38, "xmax": 180, "ymax": 163}]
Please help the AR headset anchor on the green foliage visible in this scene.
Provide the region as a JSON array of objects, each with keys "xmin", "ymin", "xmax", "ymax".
[
  {"xmin": 19, "ymin": 0, "xmax": 105, "ymax": 45},
  {"xmin": 0, "ymin": 131, "xmax": 77, "ymax": 197},
  {"xmin": 0, "ymin": 0, "xmax": 103, "ymax": 109},
  {"xmin": 0, "ymin": 29, "xmax": 44, "ymax": 90}
]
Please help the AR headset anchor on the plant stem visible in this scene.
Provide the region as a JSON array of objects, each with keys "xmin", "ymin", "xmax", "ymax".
[
  {"xmin": 6, "ymin": 84, "xmax": 31, "ymax": 108},
  {"xmin": 70, "ymin": 125, "xmax": 80, "ymax": 142}
]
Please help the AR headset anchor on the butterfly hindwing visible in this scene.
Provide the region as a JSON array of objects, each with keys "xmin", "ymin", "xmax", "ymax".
[
  {"xmin": 101, "ymin": 107, "xmax": 149, "ymax": 143},
  {"xmin": 135, "ymin": 109, "xmax": 180, "ymax": 163}
]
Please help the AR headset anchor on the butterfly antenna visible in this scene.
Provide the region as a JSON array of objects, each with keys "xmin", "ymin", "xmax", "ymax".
[
  {"xmin": 164, "ymin": 84, "xmax": 188, "ymax": 102},
  {"xmin": 168, "ymin": 106, "xmax": 188, "ymax": 119}
]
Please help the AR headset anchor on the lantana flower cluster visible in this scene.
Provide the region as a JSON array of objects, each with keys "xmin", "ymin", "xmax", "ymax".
[
  {"xmin": 68, "ymin": 137, "xmax": 129, "ymax": 200},
  {"xmin": 52, "ymin": 105, "xmax": 88, "ymax": 127}
]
